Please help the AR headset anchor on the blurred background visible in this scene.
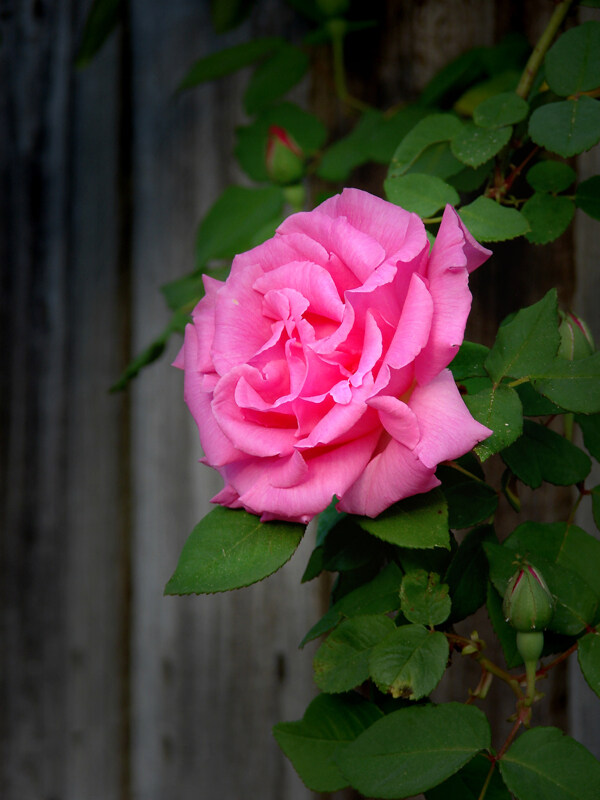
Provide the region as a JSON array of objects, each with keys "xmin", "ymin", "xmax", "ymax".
[{"xmin": 1, "ymin": 1, "xmax": 599, "ymax": 798}]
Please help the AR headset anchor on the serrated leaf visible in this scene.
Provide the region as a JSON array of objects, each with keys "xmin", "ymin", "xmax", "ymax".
[
  {"xmin": 484, "ymin": 290, "xmax": 560, "ymax": 383},
  {"xmin": 300, "ymin": 562, "xmax": 403, "ymax": 646},
  {"xmin": 406, "ymin": 141, "xmax": 464, "ymax": 179},
  {"xmin": 499, "ymin": 727, "xmax": 600, "ymax": 800},
  {"xmin": 438, "ymin": 463, "xmax": 498, "ymax": 529},
  {"xmin": 335, "ymin": 703, "xmax": 491, "ymax": 799},
  {"xmin": 178, "ymin": 37, "xmax": 283, "ymax": 89},
  {"xmin": 578, "ymin": 632, "xmax": 600, "ymax": 699},
  {"xmin": 450, "ymin": 341, "xmax": 491, "ymax": 381},
  {"xmin": 515, "ymin": 381, "xmax": 564, "ymax": 416},
  {"xmin": 196, "ymin": 185, "xmax": 284, "ymax": 267},
  {"xmin": 521, "ymin": 193, "xmax": 574, "ymax": 245},
  {"xmin": 454, "ymin": 69, "xmax": 522, "ymax": 116},
  {"xmin": 356, "ymin": 488, "xmax": 449, "ymax": 550},
  {"xmin": 445, "ymin": 526, "xmax": 496, "ymax": 622},
  {"xmin": 451, "ymin": 123, "xmax": 512, "ymax": 168},
  {"xmin": 400, "ymin": 570, "xmax": 451, "ymax": 626},
  {"xmin": 313, "ymin": 615, "xmax": 396, "ymax": 693},
  {"xmin": 426, "ymin": 753, "xmax": 512, "ymax": 800},
  {"xmin": 75, "ymin": 0, "xmax": 122, "ymax": 68},
  {"xmin": 243, "ymin": 44, "xmax": 309, "ymax": 114},
  {"xmin": 448, "ymin": 161, "xmax": 493, "ymax": 192},
  {"xmin": 526, "ymin": 160, "xmax": 576, "ymax": 193},
  {"xmin": 459, "ymin": 197, "xmax": 530, "ymax": 242},
  {"xmin": 164, "ymin": 507, "xmax": 304, "ymax": 594},
  {"xmin": 501, "ymin": 420, "xmax": 591, "ymax": 489},
  {"xmin": 575, "ymin": 175, "xmax": 600, "ymax": 220},
  {"xmin": 473, "ymin": 92, "xmax": 529, "ymax": 128},
  {"xmin": 577, "ymin": 414, "xmax": 600, "ymax": 461},
  {"xmin": 384, "ymin": 173, "xmax": 459, "ymax": 216},
  {"xmin": 273, "ymin": 693, "xmax": 383, "ymax": 793},
  {"xmin": 529, "ymin": 97, "xmax": 600, "ymax": 158},
  {"xmin": 545, "ymin": 20, "xmax": 600, "ymax": 97},
  {"xmin": 369, "ymin": 625, "xmax": 449, "ymax": 700},
  {"xmin": 388, "ymin": 114, "xmax": 463, "ymax": 176},
  {"xmin": 463, "ymin": 385, "xmax": 523, "ymax": 461},
  {"xmin": 531, "ymin": 352, "xmax": 600, "ymax": 413},
  {"xmin": 235, "ymin": 102, "xmax": 326, "ymax": 182}
]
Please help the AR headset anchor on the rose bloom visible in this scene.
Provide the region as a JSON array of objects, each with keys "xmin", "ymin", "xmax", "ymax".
[{"xmin": 175, "ymin": 189, "xmax": 492, "ymax": 524}]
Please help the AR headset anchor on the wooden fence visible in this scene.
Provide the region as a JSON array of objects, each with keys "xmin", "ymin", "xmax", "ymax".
[{"xmin": 1, "ymin": 1, "xmax": 598, "ymax": 798}]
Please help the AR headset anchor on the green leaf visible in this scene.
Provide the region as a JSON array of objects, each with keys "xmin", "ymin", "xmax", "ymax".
[
  {"xmin": 75, "ymin": 0, "xmax": 122, "ymax": 68},
  {"xmin": 369, "ymin": 625, "xmax": 449, "ymax": 700},
  {"xmin": 529, "ymin": 97, "xmax": 600, "ymax": 158},
  {"xmin": 160, "ymin": 265, "xmax": 230, "ymax": 313},
  {"xmin": 178, "ymin": 37, "xmax": 283, "ymax": 89},
  {"xmin": 484, "ymin": 289, "xmax": 560, "ymax": 383},
  {"xmin": 335, "ymin": 702, "xmax": 491, "ymax": 799},
  {"xmin": 575, "ymin": 175, "xmax": 600, "ymax": 220},
  {"xmin": 235, "ymin": 102, "xmax": 326, "ymax": 182},
  {"xmin": 384, "ymin": 173, "xmax": 459, "ymax": 216},
  {"xmin": 532, "ymin": 352, "xmax": 600, "ymax": 413},
  {"xmin": 454, "ymin": 69, "xmax": 522, "ymax": 116},
  {"xmin": 356, "ymin": 488, "xmax": 449, "ymax": 550},
  {"xmin": 164, "ymin": 507, "xmax": 304, "ymax": 594},
  {"xmin": 400, "ymin": 570, "xmax": 451, "ymax": 626},
  {"xmin": 458, "ymin": 197, "xmax": 530, "ymax": 242},
  {"xmin": 367, "ymin": 107, "xmax": 430, "ymax": 163},
  {"xmin": 515, "ymin": 381, "xmax": 564, "ymax": 416},
  {"xmin": 300, "ymin": 562, "xmax": 403, "ymax": 646},
  {"xmin": 273, "ymin": 693, "xmax": 383, "ymax": 793},
  {"xmin": 406, "ymin": 141, "xmax": 464, "ymax": 179},
  {"xmin": 243, "ymin": 44, "xmax": 309, "ymax": 114},
  {"xmin": 526, "ymin": 161, "xmax": 576, "ymax": 193},
  {"xmin": 448, "ymin": 161, "xmax": 493, "ymax": 192},
  {"xmin": 545, "ymin": 21, "xmax": 600, "ymax": 96},
  {"xmin": 501, "ymin": 420, "xmax": 591, "ymax": 489},
  {"xmin": 521, "ymin": 193, "xmax": 574, "ymax": 245},
  {"xmin": 418, "ymin": 48, "xmax": 487, "ymax": 108},
  {"xmin": 463, "ymin": 385, "xmax": 523, "ymax": 461},
  {"xmin": 577, "ymin": 413, "xmax": 600, "ymax": 460},
  {"xmin": 591, "ymin": 486, "xmax": 600, "ymax": 532},
  {"xmin": 445, "ymin": 526, "xmax": 496, "ymax": 622},
  {"xmin": 473, "ymin": 92, "xmax": 529, "ymax": 128},
  {"xmin": 486, "ymin": 582, "xmax": 522, "ymax": 668},
  {"xmin": 210, "ymin": 0, "xmax": 255, "ymax": 33},
  {"xmin": 578, "ymin": 632, "xmax": 600, "ymax": 699},
  {"xmin": 317, "ymin": 111, "xmax": 383, "ymax": 182},
  {"xmin": 426, "ymin": 753, "xmax": 512, "ymax": 800},
  {"xmin": 499, "ymin": 727, "xmax": 600, "ymax": 800},
  {"xmin": 313, "ymin": 615, "xmax": 396, "ymax": 693},
  {"xmin": 450, "ymin": 342, "xmax": 491, "ymax": 381},
  {"xmin": 437, "ymin": 461, "xmax": 498, "ymax": 529},
  {"xmin": 319, "ymin": 519, "xmax": 379, "ymax": 574},
  {"xmin": 388, "ymin": 114, "xmax": 463, "ymax": 176},
  {"xmin": 451, "ymin": 123, "xmax": 512, "ymax": 168},
  {"xmin": 195, "ymin": 185, "xmax": 284, "ymax": 267}
]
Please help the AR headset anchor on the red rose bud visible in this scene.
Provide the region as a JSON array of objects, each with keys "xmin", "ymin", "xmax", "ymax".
[
  {"xmin": 558, "ymin": 311, "xmax": 595, "ymax": 360},
  {"xmin": 502, "ymin": 564, "xmax": 554, "ymax": 632},
  {"xmin": 266, "ymin": 126, "xmax": 305, "ymax": 186}
]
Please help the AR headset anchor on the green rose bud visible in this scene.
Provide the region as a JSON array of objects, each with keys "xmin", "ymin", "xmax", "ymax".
[
  {"xmin": 558, "ymin": 311, "xmax": 595, "ymax": 360},
  {"xmin": 265, "ymin": 126, "xmax": 305, "ymax": 186},
  {"xmin": 503, "ymin": 564, "xmax": 554, "ymax": 632}
]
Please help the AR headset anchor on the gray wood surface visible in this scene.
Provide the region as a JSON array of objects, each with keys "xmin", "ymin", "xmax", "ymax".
[{"xmin": 1, "ymin": 1, "xmax": 598, "ymax": 799}]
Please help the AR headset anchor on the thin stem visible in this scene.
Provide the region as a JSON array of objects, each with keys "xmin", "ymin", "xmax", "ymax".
[
  {"xmin": 477, "ymin": 761, "xmax": 497, "ymax": 800},
  {"xmin": 536, "ymin": 641, "xmax": 578, "ymax": 678},
  {"xmin": 478, "ymin": 656, "xmax": 524, "ymax": 700},
  {"xmin": 441, "ymin": 460, "xmax": 489, "ymax": 486},
  {"xmin": 515, "ymin": 0, "xmax": 575, "ymax": 99},
  {"xmin": 329, "ymin": 21, "xmax": 370, "ymax": 112}
]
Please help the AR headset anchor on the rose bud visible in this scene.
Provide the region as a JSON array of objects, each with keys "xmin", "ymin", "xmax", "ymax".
[
  {"xmin": 502, "ymin": 564, "xmax": 554, "ymax": 632},
  {"xmin": 558, "ymin": 310, "xmax": 595, "ymax": 360},
  {"xmin": 265, "ymin": 126, "xmax": 305, "ymax": 186}
]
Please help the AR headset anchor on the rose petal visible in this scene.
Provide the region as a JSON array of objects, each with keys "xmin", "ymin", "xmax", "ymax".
[{"xmin": 367, "ymin": 395, "xmax": 420, "ymax": 449}]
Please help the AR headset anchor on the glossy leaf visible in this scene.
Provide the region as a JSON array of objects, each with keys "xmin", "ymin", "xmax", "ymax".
[
  {"xmin": 450, "ymin": 342, "xmax": 490, "ymax": 381},
  {"xmin": 451, "ymin": 123, "xmax": 512, "ymax": 168},
  {"xmin": 529, "ymin": 97, "xmax": 600, "ymax": 158},
  {"xmin": 578, "ymin": 632, "xmax": 600, "ymax": 699},
  {"xmin": 273, "ymin": 693, "xmax": 383, "ymax": 793},
  {"xmin": 449, "ymin": 161, "xmax": 493, "ymax": 192},
  {"xmin": 313, "ymin": 615, "xmax": 396, "ymax": 693},
  {"xmin": 164, "ymin": 507, "xmax": 304, "ymax": 594},
  {"xmin": 532, "ymin": 352, "xmax": 600, "ymax": 413},
  {"xmin": 369, "ymin": 625, "xmax": 449, "ymax": 699},
  {"xmin": 356, "ymin": 488, "xmax": 449, "ymax": 550},
  {"xmin": 335, "ymin": 703, "xmax": 491, "ymax": 799},
  {"xmin": 526, "ymin": 161, "xmax": 576, "ymax": 194},
  {"xmin": 384, "ymin": 173, "xmax": 459, "ymax": 216},
  {"xmin": 445, "ymin": 526, "xmax": 496, "ymax": 622},
  {"xmin": 522, "ymin": 193, "xmax": 574, "ymax": 245},
  {"xmin": 484, "ymin": 290, "xmax": 560, "ymax": 383},
  {"xmin": 577, "ymin": 414, "xmax": 600, "ymax": 461},
  {"xmin": 575, "ymin": 175, "xmax": 600, "ymax": 220},
  {"xmin": 437, "ymin": 460, "xmax": 498, "ymax": 529},
  {"xmin": 388, "ymin": 114, "xmax": 463, "ymax": 176},
  {"xmin": 473, "ymin": 92, "xmax": 529, "ymax": 128},
  {"xmin": 400, "ymin": 570, "xmax": 451, "ymax": 626},
  {"xmin": 459, "ymin": 197, "xmax": 530, "ymax": 242},
  {"xmin": 544, "ymin": 21, "xmax": 600, "ymax": 96},
  {"xmin": 499, "ymin": 727, "xmax": 600, "ymax": 800},
  {"xmin": 501, "ymin": 420, "xmax": 591, "ymax": 489},
  {"xmin": 178, "ymin": 37, "xmax": 283, "ymax": 89},
  {"xmin": 426, "ymin": 753, "xmax": 512, "ymax": 800},
  {"xmin": 515, "ymin": 381, "xmax": 564, "ymax": 416},
  {"xmin": 463, "ymin": 385, "xmax": 523, "ymax": 461},
  {"xmin": 243, "ymin": 44, "xmax": 309, "ymax": 114}
]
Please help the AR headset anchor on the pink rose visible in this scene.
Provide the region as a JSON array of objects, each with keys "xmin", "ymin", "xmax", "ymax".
[{"xmin": 175, "ymin": 189, "xmax": 492, "ymax": 524}]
